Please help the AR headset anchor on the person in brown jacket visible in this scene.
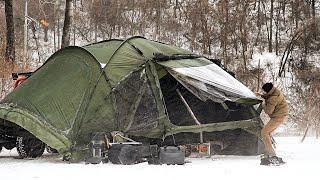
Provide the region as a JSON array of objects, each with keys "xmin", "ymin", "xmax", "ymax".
[{"xmin": 256, "ymin": 82, "xmax": 288, "ymax": 165}]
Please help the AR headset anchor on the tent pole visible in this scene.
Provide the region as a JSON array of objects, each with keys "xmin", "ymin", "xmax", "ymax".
[{"xmin": 176, "ymin": 89, "xmax": 203, "ymax": 143}]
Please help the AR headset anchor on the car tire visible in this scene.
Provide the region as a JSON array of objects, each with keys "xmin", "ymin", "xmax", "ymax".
[
  {"xmin": 16, "ymin": 136, "xmax": 45, "ymax": 158},
  {"xmin": 4, "ymin": 142, "xmax": 16, "ymax": 150}
]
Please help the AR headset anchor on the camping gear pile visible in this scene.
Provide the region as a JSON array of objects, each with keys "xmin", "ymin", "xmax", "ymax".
[
  {"xmin": 0, "ymin": 36, "xmax": 264, "ymax": 164},
  {"xmin": 84, "ymin": 131, "xmax": 185, "ymax": 165}
]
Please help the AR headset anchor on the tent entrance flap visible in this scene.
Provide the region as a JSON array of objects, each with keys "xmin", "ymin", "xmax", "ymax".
[{"xmin": 157, "ymin": 58, "xmax": 261, "ymax": 104}]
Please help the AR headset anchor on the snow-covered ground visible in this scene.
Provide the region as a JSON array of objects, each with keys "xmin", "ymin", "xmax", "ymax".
[{"xmin": 0, "ymin": 137, "xmax": 319, "ymax": 180}]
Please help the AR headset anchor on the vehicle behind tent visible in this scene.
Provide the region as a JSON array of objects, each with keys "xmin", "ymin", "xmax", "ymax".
[{"xmin": 0, "ymin": 36, "xmax": 264, "ymax": 161}]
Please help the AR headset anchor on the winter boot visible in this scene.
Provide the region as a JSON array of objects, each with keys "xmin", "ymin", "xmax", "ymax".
[
  {"xmin": 260, "ymin": 154, "xmax": 271, "ymax": 165},
  {"xmin": 260, "ymin": 155, "xmax": 286, "ymax": 166},
  {"xmin": 274, "ymin": 156, "xmax": 286, "ymax": 165},
  {"xmin": 268, "ymin": 156, "xmax": 286, "ymax": 166}
]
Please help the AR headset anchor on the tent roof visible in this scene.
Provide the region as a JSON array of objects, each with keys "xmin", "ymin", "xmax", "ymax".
[
  {"xmin": 82, "ymin": 36, "xmax": 260, "ymax": 104},
  {"xmin": 83, "ymin": 36, "xmax": 190, "ymax": 64}
]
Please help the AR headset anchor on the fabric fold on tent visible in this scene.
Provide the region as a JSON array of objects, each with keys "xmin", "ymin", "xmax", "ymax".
[{"xmin": 158, "ymin": 58, "xmax": 261, "ymax": 104}]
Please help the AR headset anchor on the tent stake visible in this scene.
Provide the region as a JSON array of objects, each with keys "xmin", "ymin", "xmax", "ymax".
[{"xmin": 176, "ymin": 89, "xmax": 203, "ymax": 143}]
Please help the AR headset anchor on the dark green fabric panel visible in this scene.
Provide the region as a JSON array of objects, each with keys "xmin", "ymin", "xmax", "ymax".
[
  {"xmin": 158, "ymin": 57, "xmax": 212, "ymax": 68},
  {"xmin": 104, "ymin": 43, "xmax": 146, "ymax": 87},
  {"xmin": 74, "ymin": 74, "xmax": 117, "ymax": 146},
  {"xmin": 84, "ymin": 40, "xmax": 123, "ymax": 64},
  {"xmin": 1, "ymin": 47, "xmax": 103, "ymax": 149},
  {"xmin": 84, "ymin": 39, "xmax": 123, "ymax": 48},
  {"xmin": 129, "ymin": 38, "xmax": 191, "ymax": 59},
  {"xmin": 144, "ymin": 62, "xmax": 172, "ymax": 138},
  {"xmin": 101, "ymin": 37, "xmax": 193, "ymax": 87},
  {"xmin": 86, "ymin": 37, "xmax": 195, "ymax": 87}
]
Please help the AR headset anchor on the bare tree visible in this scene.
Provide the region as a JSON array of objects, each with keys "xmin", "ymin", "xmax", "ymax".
[
  {"xmin": 311, "ymin": 0, "xmax": 317, "ymax": 39},
  {"xmin": 4, "ymin": 0, "xmax": 15, "ymax": 64},
  {"xmin": 61, "ymin": 0, "xmax": 73, "ymax": 48},
  {"xmin": 268, "ymin": 0, "xmax": 273, "ymax": 52}
]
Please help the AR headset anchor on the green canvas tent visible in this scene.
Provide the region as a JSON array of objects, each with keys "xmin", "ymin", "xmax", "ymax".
[{"xmin": 0, "ymin": 36, "xmax": 263, "ymax": 160}]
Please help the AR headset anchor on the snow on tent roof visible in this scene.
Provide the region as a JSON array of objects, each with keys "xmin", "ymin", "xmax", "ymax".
[
  {"xmin": 0, "ymin": 36, "xmax": 262, "ymax": 161},
  {"xmin": 158, "ymin": 58, "xmax": 258, "ymax": 103}
]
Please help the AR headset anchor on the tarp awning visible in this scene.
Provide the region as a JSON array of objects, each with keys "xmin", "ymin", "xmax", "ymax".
[{"xmin": 158, "ymin": 58, "xmax": 261, "ymax": 104}]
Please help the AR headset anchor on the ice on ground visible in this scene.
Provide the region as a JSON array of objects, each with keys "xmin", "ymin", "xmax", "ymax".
[{"xmin": 0, "ymin": 137, "xmax": 319, "ymax": 180}]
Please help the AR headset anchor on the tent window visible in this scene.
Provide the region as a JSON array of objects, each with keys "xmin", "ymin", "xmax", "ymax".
[
  {"xmin": 128, "ymin": 80, "xmax": 158, "ymax": 134},
  {"xmin": 113, "ymin": 69, "xmax": 159, "ymax": 135}
]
